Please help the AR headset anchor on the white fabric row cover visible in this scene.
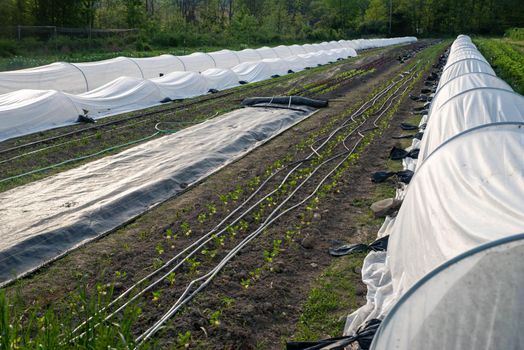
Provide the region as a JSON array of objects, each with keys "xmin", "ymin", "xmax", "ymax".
[
  {"xmin": 373, "ymin": 233, "xmax": 524, "ymax": 350},
  {"xmin": 0, "ymin": 106, "xmax": 317, "ymax": 286},
  {"xmin": 369, "ymin": 35, "xmax": 524, "ymax": 349},
  {"xmin": 418, "ymin": 34, "xmax": 524, "ymax": 163},
  {"xmin": 388, "ymin": 123, "xmax": 524, "ymax": 296},
  {"xmin": 0, "ymin": 37, "xmax": 416, "ymax": 94},
  {"xmin": 0, "ymin": 49, "xmax": 355, "ymax": 141}
]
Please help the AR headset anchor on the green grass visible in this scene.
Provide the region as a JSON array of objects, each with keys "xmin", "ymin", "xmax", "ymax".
[
  {"xmin": 293, "ymin": 254, "xmax": 364, "ymax": 340},
  {"xmin": 290, "ymin": 41, "xmax": 448, "ymax": 342},
  {"xmin": 505, "ymin": 28, "xmax": 524, "ymax": 41},
  {"xmin": 474, "ymin": 38, "xmax": 524, "ymax": 94}
]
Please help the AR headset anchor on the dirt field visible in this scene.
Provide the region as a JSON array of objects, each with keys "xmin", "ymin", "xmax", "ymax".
[{"xmin": 2, "ymin": 40, "xmax": 446, "ymax": 349}]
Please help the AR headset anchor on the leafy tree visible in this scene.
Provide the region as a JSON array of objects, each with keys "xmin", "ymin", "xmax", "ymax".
[
  {"xmin": 363, "ymin": 0, "xmax": 388, "ymax": 34},
  {"xmin": 1, "ymin": 0, "xmax": 523, "ymax": 46}
]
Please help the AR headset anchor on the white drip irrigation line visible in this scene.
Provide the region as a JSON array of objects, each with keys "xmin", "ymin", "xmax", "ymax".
[
  {"xmin": 71, "ymin": 64, "xmax": 420, "ymax": 342},
  {"xmin": 134, "ymin": 67, "xmax": 422, "ymax": 347},
  {"xmin": 309, "ymin": 74, "xmax": 403, "ymax": 152},
  {"xmin": 136, "ymin": 137, "xmax": 363, "ymax": 347},
  {"xmin": 134, "ymin": 69, "xmax": 419, "ymax": 346}
]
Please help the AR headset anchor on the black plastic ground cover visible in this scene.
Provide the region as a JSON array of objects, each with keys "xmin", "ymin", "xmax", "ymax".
[
  {"xmin": 329, "ymin": 236, "xmax": 389, "ymax": 256},
  {"xmin": 241, "ymin": 96, "xmax": 329, "ymax": 108},
  {"xmin": 287, "ymin": 319, "xmax": 382, "ymax": 350}
]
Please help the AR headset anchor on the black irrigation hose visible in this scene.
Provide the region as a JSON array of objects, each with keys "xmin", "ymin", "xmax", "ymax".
[
  {"xmin": 246, "ymin": 104, "xmax": 311, "ymax": 113},
  {"xmin": 241, "ymin": 96, "xmax": 329, "ymax": 108}
]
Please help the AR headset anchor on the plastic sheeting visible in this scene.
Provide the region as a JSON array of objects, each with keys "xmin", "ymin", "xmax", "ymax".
[
  {"xmin": 273, "ymin": 45, "xmax": 294, "ymax": 58},
  {"xmin": 430, "ymin": 72, "xmax": 511, "ymax": 110},
  {"xmin": 388, "ymin": 123, "xmax": 524, "ymax": 297},
  {"xmin": 74, "ymin": 57, "xmax": 144, "ymax": 91},
  {"xmin": 0, "ymin": 89, "xmax": 81, "ymax": 139},
  {"xmin": 0, "ymin": 62, "xmax": 88, "ymax": 94},
  {"xmin": 0, "ymin": 71, "xmax": 212, "ymax": 141},
  {"xmin": 208, "ymin": 49, "xmax": 241, "ymax": 69},
  {"xmin": 131, "ymin": 54, "xmax": 185, "ymax": 79},
  {"xmin": 0, "ymin": 37, "xmax": 416, "ymax": 95},
  {"xmin": 418, "ymin": 89, "xmax": 524, "ymax": 162},
  {"xmin": 152, "ymin": 71, "xmax": 210, "ymax": 100},
  {"xmin": 345, "ymin": 35, "xmax": 524, "ymax": 349},
  {"xmin": 0, "ymin": 37, "xmax": 413, "ymax": 141},
  {"xmin": 372, "ymin": 234, "xmax": 524, "ymax": 350},
  {"xmin": 231, "ymin": 61, "xmax": 276, "ymax": 83},
  {"xmin": 201, "ymin": 68, "xmax": 240, "ymax": 90},
  {"xmin": 256, "ymin": 46, "xmax": 279, "ymax": 59},
  {"xmin": 0, "ymin": 106, "xmax": 317, "ymax": 286},
  {"xmin": 177, "ymin": 52, "xmax": 216, "ymax": 72},
  {"xmin": 438, "ymin": 59, "xmax": 495, "ymax": 89},
  {"xmin": 236, "ymin": 48, "xmax": 263, "ymax": 63},
  {"xmin": 69, "ymin": 77, "xmax": 164, "ymax": 116}
]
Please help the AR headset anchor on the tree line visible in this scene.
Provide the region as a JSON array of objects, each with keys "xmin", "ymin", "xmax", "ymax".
[{"xmin": 1, "ymin": 0, "xmax": 523, "ymax": 44}]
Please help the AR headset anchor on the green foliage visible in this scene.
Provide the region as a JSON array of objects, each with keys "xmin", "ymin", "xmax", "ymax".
[
  {"xmin": 294, "ymin": 255, "xmax": 363, "ymax": 340},
  {"xmin": 362, "ymin": 0, "xmax": 388, "ymax": 34},
  {"xmin": 0, "ymin": 39, "xmax": 17, "ymax": 57},
  {"xmin": 1, "ymin": 0, "xmax": 523, "ymax": 59},
  {"xmin": 177, "ymin": 330, "xmax": 191, "ymax": 348},
  {"xmin": 475, "ymin": 38, "xmax": 524, "ymax": 94},
  {"xmin": 0, "ymin": 285, "xmax": 145, "ymax": 349},
  {"xmin": 209, "ymin": 310, "xmax": 221, "ymax": 327},
  {"xmin": 506, "ymin": 28, "xmax": 524, "ymax": 40}
]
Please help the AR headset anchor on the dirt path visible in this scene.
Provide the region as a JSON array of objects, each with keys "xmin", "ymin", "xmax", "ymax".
[{"xmin": 2, "ymin": 41, "xmax": 442, "ymax": 349}]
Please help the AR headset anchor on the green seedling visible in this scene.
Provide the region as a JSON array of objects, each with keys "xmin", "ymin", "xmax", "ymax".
[
  {"xmin": 209, "ymin": 310, "xmax": 221, "ymax": 327},
  {"xmin": 253, "ymin": 210, "xmax": 263, "ymax": 223},
  {"xmin": 213, "ymin": 234, "xmax": 225, "ymax": 247},
  {"xmin": 152, "ymin": 257, "xmax": 163, "ymax": 270},
  {"xmin": 226, "ymin": 225, "xmax": 237, "ymax": 238},
  {"xmin": 222, "ymin": 296, "xmax": 235, "ymax": 307},
  {"xmin": 177, "ymin": 331, "xmax": 191, "ymax": 348},
  {"xmin": 115, "ymin": 271, "xmax": 127, "ymax": 279},
  {"xmin": 152, "ymin": 290, "xmax": 161, "ymax": 302},
  {"xmin": 207, "ymin": 203, "xmax": 217, "ymax": 216},
  {"xmin": 240, "ymin": 278, "xmax": 251, "ymax": 289},
  {"xmin": 230, "ymin": 186, "xmax": 242, "ymax": 201},
  {"xmin": 165, "ymin": 228, "xmax": 178, "ymax": 241},
  {"xmin": 239, "ymin": 219, "xmax": 249, "ymax": 232},
  {"xmin": 167, "ymin": 272, "xmax": 176, "ymax": 285},
  {"xmin": 186, "ymin": 257, "xmax": 201, "ymax": 274},
  {"xmin": 180, "ymin": 222, "xmax": 192, "ymax": 236},
  {"xmin": 219, "ymin": 193, "xmax": 229, "ymax": 205},
  {"xmin": 249, "ymin": 268, "xmax": 262, "ymax": 280},
  {"xmin": 263, "ymin": 250, "xmax": 273, "ymax": 264}
]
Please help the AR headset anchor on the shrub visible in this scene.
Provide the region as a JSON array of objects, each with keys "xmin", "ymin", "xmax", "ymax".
[
  {"xmin": 0, "ymin": 39, "xmax": 17, "ymax": 57},
  {"xmin": 505, "ymin": 28, "xmax": 524, "ymax": 41}
]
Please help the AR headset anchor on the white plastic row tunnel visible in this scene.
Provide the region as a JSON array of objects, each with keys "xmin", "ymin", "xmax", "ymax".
[
  {"xmin": 0, "ymin": 37, "xmax": 417, "ymax": 142},
  {"xmin": 347, "ymin": 35, "xmax": 524, "ymax": 350}
]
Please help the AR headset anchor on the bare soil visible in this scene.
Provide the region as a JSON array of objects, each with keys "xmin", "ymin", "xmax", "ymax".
[{"xmin": 3, "ymin": 41, "xmax": 439, "ymax": 349}]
